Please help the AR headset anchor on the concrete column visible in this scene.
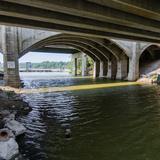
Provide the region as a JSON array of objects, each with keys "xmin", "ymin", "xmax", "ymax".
[
  {"xmin": 103, "ymin": 61, "xmax": 108, "ymax": 77},
  {"xmin": 73, "ymin": 58, "xmax": 78, "ymax": 76},
  {"xmin": 127, "ymin": 43, "xmax": 139, "ymax": 81},
  {"xmin": 116, "ymin": 56, "xmax": 128, "ymax": 80},
  {"xmin": 111, "ymin": 57, "xmax": 117, "ymax": 80},
  {"xmin": 2, "ymin": 26, "xmax": 20, "ymax": 88},
  {"xmin": 99, "ymin": 61, "xmax": 104, "ymax": 77},
  {"xmin": 107, "ymin": 61, "xmax": 112, "ymax": 78},
  {"xmin": 81, "ymin": 53, "xmax": 87, "ymax": 76},
  {"xmin": 93, "ymin": 61, "xmax": 100, "ymax": 78}
]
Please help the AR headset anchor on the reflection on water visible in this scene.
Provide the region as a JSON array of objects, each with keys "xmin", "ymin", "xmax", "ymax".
[{"xmin": 18, "ymin": 72, "xmax": 160, "ymax": 160}]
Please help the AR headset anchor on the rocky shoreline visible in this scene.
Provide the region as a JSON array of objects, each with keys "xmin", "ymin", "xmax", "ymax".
[
  {"xmin": 137, "ymin": 73, "xmax": 160, "ymax": 84},
  {"xmin": 0, "ymin": 89, "xmax": 31, "ymax": 160}
]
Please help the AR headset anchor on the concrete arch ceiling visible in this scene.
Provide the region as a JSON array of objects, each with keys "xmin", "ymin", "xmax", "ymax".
[
  {"xmin": 20, "ymin": 39, "xmax": 102, "ymax": 62},
  {"xmin": 20, "ymin": 34, "xmax": 128, "ymax": 61},
  {"xmin": 20, "ymin": 35, "xmax": 109, "ymax": 62},
  {"xmin": 47, "ymin": 41, "xmax": 104, "ymax": 61},
  {"xmin": 48, "ymin": 42, "xmax": 99, "ymax": 62},
  {"xmin": 53, "ymin": 34, "xmax": 128, "ymax": 60},
  {"xmin": 20, "ymin": 38, "xmax": 107, "ymax": 62},
  {"xmin": 50, "ymin": 37, "xmax": 111, "ymax": 61},
  {"xmin": 48, "ymin": 39, "xmax": 109, "ymax": 62},
  {"xmin": 48, "ymin": 35, "xmax": 120, "ymax": 60}
]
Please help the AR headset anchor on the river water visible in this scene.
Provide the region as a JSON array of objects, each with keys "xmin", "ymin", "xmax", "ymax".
[{"xmin": 18, "ymin": 72, "xmax": 160, "ymax": 160}]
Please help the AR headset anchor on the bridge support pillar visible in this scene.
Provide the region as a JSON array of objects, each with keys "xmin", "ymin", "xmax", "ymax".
[
  {"xmin": 93, "ymin": 61, "xmax": 100, "ymax": 78},
  {"xmin": 73, "ymin": 58, "xmax": 78, "ymax": 76},
  {"xmin": 111, "ymin": 58, "xmax": 117, "ymax": 80},
  {"xmin": 107, "ymin": 61, "xmax": 112, "ymax": 78},
  {"xmin": 99, "ymin": 61, "xmax": 108, "ymax": 77},
  {"xmin": 103, "ymin": 61, "xmax": 108, "ymax": 77},
  {"xmin": 82, "ymin": 53, "xmax": 87, "ymax": 76},
  {"xmin": 116, "ymin": 57, "xmax": 128, "ymax": 80},
  {"xmin": 128, "ymin": 43, "xmax": 139, "ymax": 81},
  {"xmin": 99, "ymin": 61, "xmax": 104, "ymax": 77},
  {"xmin": 2, "ymin": 26, "xmax": 20, "ymax": 88}
]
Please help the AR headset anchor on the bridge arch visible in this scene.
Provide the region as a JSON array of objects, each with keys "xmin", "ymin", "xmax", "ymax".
[
  {"xmin": 19, "ymin": 34, "xmax": 129, "ymax": 79},
  {"xmin": 139, "ymin": 44, "xmax": 160, "ymax": 75}
]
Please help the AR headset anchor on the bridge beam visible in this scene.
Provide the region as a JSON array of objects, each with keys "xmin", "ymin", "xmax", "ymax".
[{"xmin": 2, "ymin": 26, "xmax": 20, "ymax": 88}]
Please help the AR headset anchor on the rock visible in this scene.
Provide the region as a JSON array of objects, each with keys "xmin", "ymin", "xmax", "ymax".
[
  {"xmin": 157, "ymin": 74, "xmax": 160, "ymax": 84},
  {"xmin": 5, "ymin": 120, "xmax": 26, "ymax": 136},
  {"xmin": 65, "ymin": 129, "xmax": 71, "ymax": 138},
  {"xmin": 0, "ymin": 110, "xmax": 10, "ymax": 117},
  {"xmin": 0, "ymin": 128, "xmax": 18, "ymax": 160},
  {"xmin": 0, "ymin": 128, "xmax": 15, "ymax": 141},
  {"xmin": 0, "ymin": 138, "xmax": 19, "ymax": 160},
  {"xmin": 3, "ymin": 113, "xmax": 15, "ymax": 123}
]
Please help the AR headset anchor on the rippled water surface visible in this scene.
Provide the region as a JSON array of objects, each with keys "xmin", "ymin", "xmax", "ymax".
[{"xmin": 18, "ymin": 72, "xmax": 160, "ymax": 160}]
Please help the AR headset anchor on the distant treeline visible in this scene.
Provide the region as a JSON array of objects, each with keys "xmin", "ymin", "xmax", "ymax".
[{"xmin": 19, "ymin": 61, "xmax": 72, "ymax": 69}]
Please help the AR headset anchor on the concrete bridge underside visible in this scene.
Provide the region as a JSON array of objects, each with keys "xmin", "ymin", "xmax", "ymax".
[{"xmin": 0, "ymin": 1, "xmax": 159, "ymax": 43}]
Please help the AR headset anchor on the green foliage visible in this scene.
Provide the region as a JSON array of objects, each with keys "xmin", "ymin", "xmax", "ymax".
[
  {"xmin": 87, "ymin": 56, "xmax": 94, "ymax": 75},
  {"xmin": 19, "ymin": 61, "xmax": 71, "ymax": 70}
]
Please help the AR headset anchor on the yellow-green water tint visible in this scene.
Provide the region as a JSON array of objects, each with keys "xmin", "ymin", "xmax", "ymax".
[{"xmin": 19, "ymin": 81, "xmax": 143, "ymax": 94}]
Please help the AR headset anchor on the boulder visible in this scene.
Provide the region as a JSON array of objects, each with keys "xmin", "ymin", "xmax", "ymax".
[
  {"xmin": 3, "ymin": 113, "xmax": 15, "ymax": 123},
  {"xmin": 0, "ymin": 128, "xmax": 19, "ymax": 160},
  {"xmin": 0, "ymin": 138, "xmax": 19, "ymax": 160},
  {"xmin": 157, "ymin": 74, "xmax": 160, "ymax": 84},
  {"xmin": 0, "ymin": 110, "xmax": 10, "ymax": 117},
  {"xmin": 5, "ymin": 120, "xmax": 26, "ymax": 136},
  {"xmin": 65, "ymin": 129, "xmax": 71, "ymax": 138},
  {"xmin": 0, "ymin": 128, "xmax": 15, "ymax": 141}
]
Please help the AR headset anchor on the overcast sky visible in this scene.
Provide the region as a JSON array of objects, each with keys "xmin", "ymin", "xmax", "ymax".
[{"xmin": 0, "ymin": 52, "xmax": 71, "ymax": 63}]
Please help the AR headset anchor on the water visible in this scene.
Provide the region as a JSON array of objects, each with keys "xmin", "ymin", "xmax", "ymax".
[{"xmin": 18, "ymin": 72, "xmax": 160, "ymax": 160}]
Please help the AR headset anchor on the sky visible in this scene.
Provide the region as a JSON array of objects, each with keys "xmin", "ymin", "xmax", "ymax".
[
  {"xmin": 20, "ymin": 52, "xmax": 71, "ymax": 63},
  {"xmin": 0, "ymin": 52, "xmax": 72, "ymax": 63}
]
